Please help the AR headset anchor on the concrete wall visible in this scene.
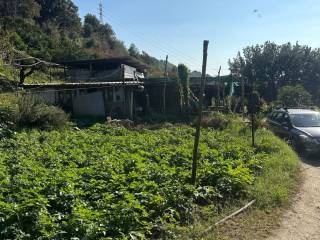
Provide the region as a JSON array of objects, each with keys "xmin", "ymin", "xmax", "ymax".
[
  {"xmin": 29, "ymin": 86, "xmax": 136, "ymax": 118},
  {"xmin": 72, "ymin": 91, "xmax": 106, "ymax": 116}
]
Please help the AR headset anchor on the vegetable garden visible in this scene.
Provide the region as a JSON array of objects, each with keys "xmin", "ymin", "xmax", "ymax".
[{"xmin": 0, "ymin": 122, "xmax": 300, "ymax": 239}]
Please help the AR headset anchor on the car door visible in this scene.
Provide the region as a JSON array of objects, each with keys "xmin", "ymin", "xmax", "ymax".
[
  {"xmin": 278, "ymin": 113, "xmax": 291, "ymax": 139},
  {"xmin": 267, "ymin": 111, "xmax": 280, "ymax": 132},
  {"xmin": 272, "ymin": 112, "xmax": 285, "ymax": 136}
]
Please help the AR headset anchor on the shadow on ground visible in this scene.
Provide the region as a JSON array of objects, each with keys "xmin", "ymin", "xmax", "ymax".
[{"xmin": 299, "ymin": 153, "xmax": 320, "ymax": 167}]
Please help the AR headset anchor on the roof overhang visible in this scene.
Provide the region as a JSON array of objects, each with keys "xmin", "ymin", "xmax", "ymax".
[
  {"xmin": 59, "ymin": 57, "xmax": 148, "ymax": 72},
  {"xmin": 22, "ymin": 81, "xmax": 142, "ymax": 90}
]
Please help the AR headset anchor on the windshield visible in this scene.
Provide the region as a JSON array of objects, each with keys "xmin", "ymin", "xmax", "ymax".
[{"xmin": 290, "ymin": 113, "xmax": 320, "ymax": 127}]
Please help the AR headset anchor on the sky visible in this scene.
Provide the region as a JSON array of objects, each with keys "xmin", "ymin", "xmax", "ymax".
[{"xmin": 73, "ymin": 0, "xmax": 320, "ymax": 75}]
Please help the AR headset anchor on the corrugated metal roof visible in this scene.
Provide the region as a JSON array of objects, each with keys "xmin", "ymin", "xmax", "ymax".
[
  {"xmin": 59, "ymin": 57, "xmax": 148, "ymax": 72},
  {"xmin": 22, "ymin": 81, "xmax": 142, "ymax": 89}
]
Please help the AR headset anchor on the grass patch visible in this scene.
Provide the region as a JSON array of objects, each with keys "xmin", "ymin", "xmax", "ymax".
[
  {"xmin": 251, "ymin": 130, "xmax": 301, "ymax": 208},
  {"xmin": 180, "ymin": 127, "xmax": 301, "ymax": 239}
]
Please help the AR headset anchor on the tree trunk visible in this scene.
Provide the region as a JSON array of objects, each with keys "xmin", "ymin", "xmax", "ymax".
[{"xmin": 19, "ymin": 67, "xmax": 35, "ymax": 85}]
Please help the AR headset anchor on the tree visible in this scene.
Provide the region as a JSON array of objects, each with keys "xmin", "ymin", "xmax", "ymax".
[
  {"xmin": 0, "ymin": 0, "xmax": 40, "ymax": 20},
  {"xmin": 19, "ymin": 66, "xmax": 36, "ymax": 85},
  {"xmin": 229, "ymin": 42, "xmax": 320, "ymax": 103},
  {"xmin": 128, "ymin": 43, "xmax": 140, "ymax": 58},
  {"xmin": 178, "ymin": 64, "xmax": 190, "ymax": 117},
  {"xmin": 35, "ymin": 0, "xmax": 81, "ymax": 37},
  {"xmin": 278, "ymin": 85, "xmax": 312, "ymax": 108},
  {"xmin": 83, "ymin": 14, "xmax": 101, "ymax": 32}
]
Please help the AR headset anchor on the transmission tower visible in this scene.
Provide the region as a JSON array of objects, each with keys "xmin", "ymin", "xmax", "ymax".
[{"xmin": 99, "ymin": 0, "xmax": 104, "ymax": 24}]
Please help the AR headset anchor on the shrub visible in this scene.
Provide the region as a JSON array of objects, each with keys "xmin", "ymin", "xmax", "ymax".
[
  {"xmin": 0, "ymin": 106, "xmax": 14, "ymax": 138},
  {"xmin": 1, "ymin": 93, "xmax": 68, "ymax": 130},
  {"xmin": 278, "ymin": 85, "xmax": 312, "ymax": 107},
  {"xmin": 16, "ymin": 94, "xmax": 68, "ymax": 130},
  {"xmin": 0, "ymin": 93, "xmax": 16, "ymax": 138},
  {"xmin": 198, "ymin": 112, "xmax": 242, "ymax": 130}
]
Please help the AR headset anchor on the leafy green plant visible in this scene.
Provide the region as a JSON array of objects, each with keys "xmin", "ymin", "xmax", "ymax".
[{"xmin": 0, "ymin": 120, "xmax": 300, "ymax": 239}]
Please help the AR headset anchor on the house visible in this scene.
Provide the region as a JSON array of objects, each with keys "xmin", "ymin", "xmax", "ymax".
[
  {"xmin": 22, "ymin": 58, "xmax": 147, "ymax": 119},
  {"xmin": 61, "ymin": 58, "xmax": 145, "ymax": 83}
]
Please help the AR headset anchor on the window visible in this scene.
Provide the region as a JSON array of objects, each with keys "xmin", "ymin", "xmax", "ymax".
[
  {"xmin": 283, "ymin": 114, "xmax": 290, "ymax": 124},
  {"xmin": 290, "ymin": 113, "xmax": 320, "ymax": 127},
  {"xmin": 274, "ymin": 112, "xmax": 284, "ymax": 123}
]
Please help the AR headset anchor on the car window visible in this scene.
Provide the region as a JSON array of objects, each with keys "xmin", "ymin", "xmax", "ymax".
[
  {"xmin": 290, "ymin": 113, "xmax": 320, "ymax": 127},
  {"xmin": 274, "ymin": 112, "xmax": 284, "ymax": 123},
  {"xmin": 271, "ymin": 112, "xmax": 277, "ymax": 119},
  {"xmin": 268, "ymin": 112, "xmax": 275, "ymax": 119},
  {"xmin": 283, "ymin": 114, "xmax": 290, "ymax": 123},
  {"xmin": 268, "ymin": 112, "xmax": 279, "ymax": 120}
]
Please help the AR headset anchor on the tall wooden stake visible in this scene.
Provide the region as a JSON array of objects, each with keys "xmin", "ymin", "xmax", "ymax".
[
  {"xmin": 191, "ymin": 40, "xmax": 209, "ymax": 185},
  {"xmin": 251, "ymin": 111, "xmax": 255, "ymax": 147},
  {"xmin": 217, "ymin": 66, "xmax": 221, "ymax": 107},
  {"xmin": 241, "ymin": 74, "xmax": 245, "ymax": 119},
  {"xmin": 163, "ymin": 55, "xmax": 168, "ymax": 114}
]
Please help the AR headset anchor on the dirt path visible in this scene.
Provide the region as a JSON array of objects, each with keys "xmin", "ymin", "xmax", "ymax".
[{"xmin": 267, "ymin": 160, "xmax": 320, "ymax": 240}]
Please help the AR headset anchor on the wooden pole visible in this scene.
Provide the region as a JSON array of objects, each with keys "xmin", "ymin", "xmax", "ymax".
[
  {"xmin": 191, "ymin": 40, "xmax": 209, "ymax": 185},
  {"xmin": 130, "ymin": 89, "xmax": 134, "ymax": 119},
  {"xmin": 222, "ymin": 82, "xmax": 225, "ymax": 107},
  {"xmin": 49, "ymin": 66, "xmax": 52, "ymax": 83},
  {"xmin": 217, "ymin": 66, "xmax": 221, "ymax": 107},
  {"xmin": 251, "ymin": 111, "xmax": 255, "ymax": 147},
  {"xmin": 163, "ymin": 55, "xmax": 168, "ymax": 114},
  {"xmin": 241, "ymin": 74, "xmax": 245, "ymax": 119}
]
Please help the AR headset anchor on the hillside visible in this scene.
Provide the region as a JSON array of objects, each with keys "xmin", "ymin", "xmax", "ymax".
[{"xmin": 0, "ymin": 0, "xmax": 176, "ymax": 79}]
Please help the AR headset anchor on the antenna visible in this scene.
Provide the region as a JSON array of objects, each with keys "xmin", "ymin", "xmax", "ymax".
[{"xmin": 99, "ymin": 0, "xmax": 104, "ymax": 24}]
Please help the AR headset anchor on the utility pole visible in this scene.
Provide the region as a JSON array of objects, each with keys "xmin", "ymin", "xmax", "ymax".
[
  {"xmin": 217, "ymin": 66, "xmax": 221, "ymax": 107},
  {"xmin": 99, "ymin": 0, "xmax": 104, "ymax": 24},
  {"xmin": 163, "ymin": 55, "xmax": 168, "ymax": 114},
  {"xmin": 191, "ymin": 40, "xmax": 209, "ymax": 185}
]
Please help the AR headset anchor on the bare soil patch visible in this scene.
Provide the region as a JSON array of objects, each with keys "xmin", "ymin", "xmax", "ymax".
[{"xmin": 267, "ymin": 159, "xmax": 320, "ymax": 240}]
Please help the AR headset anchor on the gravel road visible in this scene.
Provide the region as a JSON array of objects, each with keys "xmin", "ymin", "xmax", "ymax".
[{"xmin": 267, "ymin": 158, "xmax": 320, "ymax": 240}]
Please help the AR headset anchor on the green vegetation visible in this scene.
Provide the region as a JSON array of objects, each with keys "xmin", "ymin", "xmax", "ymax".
[
  {"xmin": 0, "ymin": 94, "xmax": 68, "ymax": 131},
  {"xmin": 278, "ymin": 85, "xmax": 312, "ymax": 108},
  {"xmin": 0, "ymin": 0, "xmax": 177, "ymax": 82},
  {"xmin": 229, "ymin": 41, "xmax": 320, "ymax": 104},
  {"xmin": 0, "ymin": 117, "xmax": 300, "ymax": 239},
  {"xmin": 178, "ymin": 64, "xmax": 191, "ymax": 117}
]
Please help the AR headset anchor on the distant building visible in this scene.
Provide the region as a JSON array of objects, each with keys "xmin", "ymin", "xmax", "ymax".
[
  {"xmin": 143, "ymin": 75, "xmax": 234, "ymax": 114},
  {"xmin": 23, "ymin": 58, "xmax": 147, "ymax": 118},
  {"xmin": 61, "ymin": 58, "xmax": 145, "ymax": 83}
]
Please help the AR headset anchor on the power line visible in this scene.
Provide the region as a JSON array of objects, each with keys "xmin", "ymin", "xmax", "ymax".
[
  {"xmin": 106, "ymin": 12, "xmax": 229, "ymax": 74},
  {"xmin": 107, "ymin": 14, "xmax": 202, "ymax": 69}
]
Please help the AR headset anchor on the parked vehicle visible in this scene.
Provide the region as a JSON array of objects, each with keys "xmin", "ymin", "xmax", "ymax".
[{"xmin": 267, "ymin": 108, "xmax": 320, "ymax": 154}]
